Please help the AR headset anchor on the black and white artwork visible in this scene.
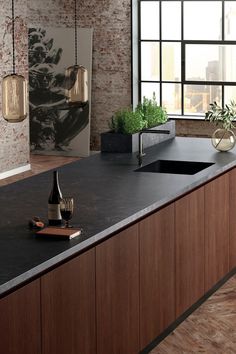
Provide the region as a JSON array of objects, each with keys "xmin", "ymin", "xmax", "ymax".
[{"xmin": 28, "ymin": 27, "xmax": 93, "ymax": 157}]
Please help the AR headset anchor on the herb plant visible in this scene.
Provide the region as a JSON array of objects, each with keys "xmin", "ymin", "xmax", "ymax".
[
  {"xmin": 109, "ymin": 93, "xmax": 168, "ymax": 135},
  {"xmin": 136, "ymin": 93, "xmax": 168, "ymax": 128},
  {"xmin": 205, "ymin": 101, "xmax": 236, "ymax": 130},
  {"xmin": 109, "ymin": 108, "xmax": 147, "ymax": 135}
]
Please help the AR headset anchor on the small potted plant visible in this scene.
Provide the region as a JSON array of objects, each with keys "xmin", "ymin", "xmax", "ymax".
[
  {"xmin": 101, "ymin": 94, "xmax": 175, "ymax": 153},
  {"xmin": 205, "ymin": 101, "xmax": 236, "ymax": 151},
  {"xmin": 136, "ymin": 93, "xmax": 168, "ymax": 128}
]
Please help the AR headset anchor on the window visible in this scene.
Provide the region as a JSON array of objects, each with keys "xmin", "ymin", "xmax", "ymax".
[{"xmin": 138, "ymin": 0, "xmax": 236, "ymax": 118}]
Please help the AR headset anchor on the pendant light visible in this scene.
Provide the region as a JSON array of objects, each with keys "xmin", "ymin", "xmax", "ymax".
[
  {"xmin": 64, "ymin": 0, "xmax": 88, "ymax": 106},
  {"xmin": 2, "ymin": 0, "xmax": 27, "ymax": 123}
]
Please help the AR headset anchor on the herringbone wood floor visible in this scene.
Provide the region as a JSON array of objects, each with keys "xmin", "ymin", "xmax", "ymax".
[{"xmin": 151, "ymin": 275, "xmax": 236, "ymax": 354}]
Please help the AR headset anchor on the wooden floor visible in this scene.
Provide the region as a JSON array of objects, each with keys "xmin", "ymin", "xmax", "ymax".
[
  {"xmin": 0, "ymin": 154, "xmax": 80, "ymax": 187},
  {"xmin": 1, "ymin": 154, "xmax": 236, "ymax": 353},
  {"xmin": 151, "ymin": 275, "xmax": 236, "ymax": 354}
]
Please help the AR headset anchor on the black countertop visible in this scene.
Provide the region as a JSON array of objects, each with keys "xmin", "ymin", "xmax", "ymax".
[{"xmin": 1, "ymin": 137, "xmax": 236, "ymax": 296}]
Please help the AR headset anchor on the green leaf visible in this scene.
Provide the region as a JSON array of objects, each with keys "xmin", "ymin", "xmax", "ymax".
[{"xmin": 205, "ymin": 101, "xmax": 236, "ymax": 130}]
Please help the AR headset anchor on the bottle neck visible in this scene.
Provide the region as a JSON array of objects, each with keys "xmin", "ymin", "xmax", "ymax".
[
  {"xmin": 52, "ymin": 170, "xmax": 62, "ymax": 198},
  {"xmin": 53, "ymin": 171, "xmax": 58, "ymax": 185}
]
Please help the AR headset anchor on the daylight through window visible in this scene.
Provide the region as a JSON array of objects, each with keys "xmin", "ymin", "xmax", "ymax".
[{"xmin": 139, "ymin": 0, "xmax": 236, "ymax": 117}]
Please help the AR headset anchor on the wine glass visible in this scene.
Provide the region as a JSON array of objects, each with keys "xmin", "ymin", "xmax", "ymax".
[{"xmin": 60, "ymin": 197, "xmax": 74, "ymax": 228}]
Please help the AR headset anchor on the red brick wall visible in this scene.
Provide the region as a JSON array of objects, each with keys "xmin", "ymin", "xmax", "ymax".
[{"xmin": 0, "ymin": 0, "xmax": 29, "ymax": 173}]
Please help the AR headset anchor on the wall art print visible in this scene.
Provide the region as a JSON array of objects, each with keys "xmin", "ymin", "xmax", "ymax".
[{"xmin": 28, "ymin": 27, "xmax": 93, "ymax": 157}]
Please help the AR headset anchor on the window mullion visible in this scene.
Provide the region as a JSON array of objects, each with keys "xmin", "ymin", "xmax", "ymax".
[
  {"xmin": 222, "ymin": 0, "xmax": 225, "ymax": 107},
  {"xmin": 159, "ymin": 0, "xmax": 162, "ymax": 106},
  {"xmin": 181, "ymin": 0, "xmax": 184, "ymax": 115},
  {"xmin": 137, "ymin": 0, "xmax": 236, "ymax": 118}
]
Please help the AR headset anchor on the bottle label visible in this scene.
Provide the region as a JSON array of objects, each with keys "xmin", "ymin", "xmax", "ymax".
[{"xmin": 48, "ymin": 204, "xmax": 62, "ymax": 220}]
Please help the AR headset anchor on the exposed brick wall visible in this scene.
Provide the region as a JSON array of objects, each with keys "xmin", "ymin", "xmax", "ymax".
[
  {"xmin": 176, "ymin": 120, "xmax": 215, "ymax": 138},
  {"xmin": 0, "ymin": 0, "xmax": 29, "ymax": 173},
  {"xmin": 79, "ymin": 0, "xmax": 132, "ymax": 148}
]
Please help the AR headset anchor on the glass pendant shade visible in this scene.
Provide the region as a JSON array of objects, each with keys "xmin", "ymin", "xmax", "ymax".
[
  {"xmin": 2, "ymin": 74, "xmax": 27, "ymax": 123},
  {"xmin": 65, "ymin": 65, "xmax": 88, "ymax": 105}
]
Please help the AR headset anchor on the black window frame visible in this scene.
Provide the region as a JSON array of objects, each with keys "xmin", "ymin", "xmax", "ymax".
[{"xmin": 138, "ymin": 0, "xmax": 236, "ymax": 118}]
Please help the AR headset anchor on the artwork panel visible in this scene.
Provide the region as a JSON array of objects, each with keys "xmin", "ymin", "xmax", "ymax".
[{"xmin": 28, "ymin": 27, "xmax": 93, "ymax": 157}]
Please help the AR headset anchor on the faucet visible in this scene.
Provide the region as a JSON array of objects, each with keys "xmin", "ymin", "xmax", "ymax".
[{"xmin": 137, "ymin": 129, "xmax": 170, "ymax": 166}]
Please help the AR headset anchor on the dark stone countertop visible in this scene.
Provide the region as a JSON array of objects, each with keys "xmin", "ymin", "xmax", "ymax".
[{"xmin": 1, "ymin": 137, "xmax": 236, "ymax": 297}]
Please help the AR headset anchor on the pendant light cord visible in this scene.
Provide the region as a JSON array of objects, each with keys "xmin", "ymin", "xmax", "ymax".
[
  {"xmin": 12, "ymin": 0, "xmax": 15, "ymax": 74},
  {"xmin": 74, "ymin": 0, "xmax": 78, "ymax": 66}
]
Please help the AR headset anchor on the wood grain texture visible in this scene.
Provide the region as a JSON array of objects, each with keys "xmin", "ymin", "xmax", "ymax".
[
  {"xmin": 205, "ymin": 173, "xmax": 229, "ymax": 291},
  {"xmin": 0, "ymin": 280, "xmax": 41, "ymax": 354},
  {"xmin": 175, "ymin": 186, "xmax": 205, "ymax": 317},
  {"xmin": 229, "ymin": 168, "xmax": 236, "ymax": 270},
  {"xmin": 41, "ymin": 248, "xmax": 96, "ymax": 354},
  {"xmin": 96, "ymin": 224, "xmax": 139, "ymax": 354},
  {"xmin": 139, "ymin": 204, "xmax": 175, "ymax": 350},
  {"xmin": 151, "ymin": 274, "xmax": 236, "ymax": 354},
  {"xmin": 0, "ymin": 154, "xmax": 80, "ymax": 187}
]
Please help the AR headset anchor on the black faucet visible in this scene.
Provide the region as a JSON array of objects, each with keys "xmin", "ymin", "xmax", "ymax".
[{"xmin": 137, "ymin": 129, "xmax": 170, "ymax": 166}]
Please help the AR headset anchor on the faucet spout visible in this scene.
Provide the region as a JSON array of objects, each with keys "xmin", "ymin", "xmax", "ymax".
[{"xmin": 137, "ymin": 128, "xmax": 170, "ymax": 166}]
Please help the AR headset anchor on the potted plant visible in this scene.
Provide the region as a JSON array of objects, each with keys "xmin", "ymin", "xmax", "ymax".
[
  {"xmin": 136, "ymin": 93, "xmax": 168, "ymax": 128},
  {"xmin": 205, "ymin": 101, "xmax": 236, "ymax": 151},
  {"xmin": 101, "ymin": 94, "xmax": 175, "ymax": 153}
]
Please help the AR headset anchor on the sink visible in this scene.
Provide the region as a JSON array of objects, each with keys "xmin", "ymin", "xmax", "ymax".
[{"xmin": 135, "ymin": 160, "xmax": 215, "ymax": 175}]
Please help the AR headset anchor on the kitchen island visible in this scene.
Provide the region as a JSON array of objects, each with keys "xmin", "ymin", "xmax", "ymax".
[{"xmin": 1, "ymin": 137, "xmax": 236, "ymax": 354}]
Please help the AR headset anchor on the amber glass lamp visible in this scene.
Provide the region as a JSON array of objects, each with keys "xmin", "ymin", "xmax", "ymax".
[
  {"xmin": 65, "ymin": 65, "xmax": 88, "ymax": 104},
  {"xmin": 64, "ymin": 0, "xmax": 88, "ymax": 106},
  {"xmin": 2, "ymin": 0, "xmax": 27, "ymax": 123}
]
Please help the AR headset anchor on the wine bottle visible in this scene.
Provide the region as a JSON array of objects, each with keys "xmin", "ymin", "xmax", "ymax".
[{"xmin": 48, "ymin": 170, "xmax": 62, "ymax": 226}]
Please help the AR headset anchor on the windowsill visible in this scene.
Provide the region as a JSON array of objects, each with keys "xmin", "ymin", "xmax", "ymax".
[{"xmin": 168, "ymin": 115, "xmax": 206, "ymax": 121}]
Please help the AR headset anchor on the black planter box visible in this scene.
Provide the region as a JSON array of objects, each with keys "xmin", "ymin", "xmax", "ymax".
[{"xmin": 100, "ymin": 120, "xmax": 175, "ymax": 153}]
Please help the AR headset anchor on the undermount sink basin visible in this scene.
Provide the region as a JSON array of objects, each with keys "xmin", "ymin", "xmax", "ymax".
[{"xmin": 135, "ymin": 159, "xmax": 215, "ymax": 175}]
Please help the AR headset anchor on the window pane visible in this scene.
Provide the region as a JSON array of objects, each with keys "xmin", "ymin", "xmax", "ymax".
[
  {"xmin": 162, "ymin": 83, "xmax": 181, "ymax": 114},
  {"xmin": 141, "ymin": 42, "xmax": 160, "ymax": 81},
  {"xmin": 141, "ymin": 83, "xmax": 160, "ymax": 104},
  {"xmin": 186, "ymin": 44, "xmax": 236, "ymax": 82},
  {"xmin": 184, "ymin": 85, "xmax": 222, "ymax": 115},
  {"xmin": 225, "ymin": 2, "xmax": 236, "ymax": 40},
  {"xmin": 162, "ymin": 1, "xmax": 181, "ymax": 40},
  {"xmin": 162, "ymin": 42, "xmax": 181, "ymax": 82},
  {"xmin": 224, "ymin": 46, "xmax": 236, "ymax": 81},
  {"xmin": 184, "ymin": 1, "xmax": 222, "ymax": 40},
  {"xmin": 224, "ymin": 86, "xmax": 236, "ymax": 104},
  {"xmin": 141, "ymin": 1, "xmax": 159, "ymax": 40}
]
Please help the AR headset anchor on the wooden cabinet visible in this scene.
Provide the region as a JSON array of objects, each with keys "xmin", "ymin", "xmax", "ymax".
[
  {"xmin": 96, "ymin": 225, "xmax": 139, "ymax": 354},
  {"xmin": 205, "ymin": 173, "xmax": 229, "ymax": 291},
  {"xmin": 41, "ymin": 249, "xmax": 96, "ymax": 354},
  {"xmin": 175, "ymin": 187, "xmax": 205, "ymax": 317},
  {"xmin": 139, "ymin": 204, "xmax": 175, "ymax": 350},
  {"xmin": 0, "ymin": 280, "xmax": 41, "ymax": 354},
  {"xmin": 1, "ymin": 169, "xmax": 235, "ymax": 354},
  {"xmin": 229, "ymin": 168, "xmax": 236, "ymax": 270}
]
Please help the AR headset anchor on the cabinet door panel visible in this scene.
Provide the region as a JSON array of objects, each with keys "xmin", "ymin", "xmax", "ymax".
[
  {"xmin": 140, "ymin": 204, "xmax": 175, "ymax": 350},
  {"xmin": 205, "ymin": 173, "xmax": 229, "ymax": 291},
  {"xmin": 175, "ymin": 187, "xmax": 205, "ymax": 317},
  {"xmin": 96, "ymin": 225, "xmax": 139, "ymax": 354},
  {"xmin": 0, "ymin": 280, "xmax": 41, "ymax": 354},
  {"xmin": 229, "ymin": 168, "xmax": 236, "ymax": 270},
  {"xmin": 41, "ymin": 249, "xmax": 96, "ymax": 354}
]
